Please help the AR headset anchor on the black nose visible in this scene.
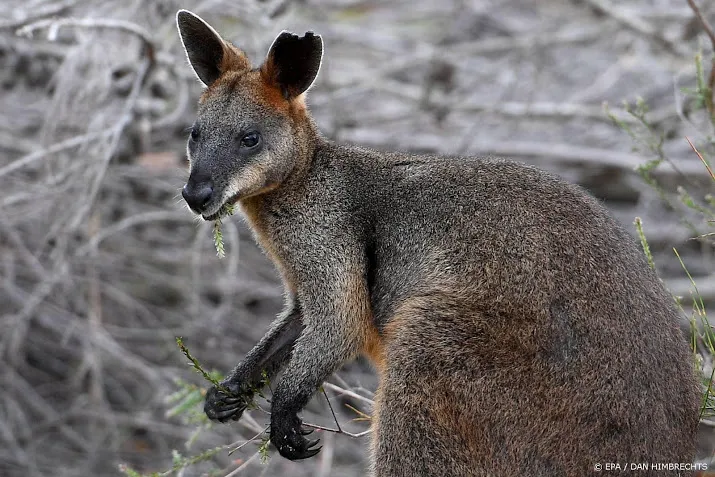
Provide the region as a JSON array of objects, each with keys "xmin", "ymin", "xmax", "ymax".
[{"xmin": 182, "ymin": 181, "xmax": 213, "ymax": 212}]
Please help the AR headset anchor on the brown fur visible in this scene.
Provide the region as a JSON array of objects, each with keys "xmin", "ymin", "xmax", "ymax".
[
  {"xmin": 340, "ymin": 268, "xmax": 374, "ymax": 358},
  {"xmin": 202, "ymin": 69, "xmax": 303, "ymax": 115},
  {"xmin": 220, "ymin": 43, "xmax": 250, "ymax": 76},
  {"xmin": 239, "ymin": 194, "xmax": 296, "ymax": 295},
  {"xmin": 176, "ymin": 11, "xmax": 700, "ymax": 476},
  {"xmin": 363, "ymin": 324, "xmax": 387, "ymax": 376}
]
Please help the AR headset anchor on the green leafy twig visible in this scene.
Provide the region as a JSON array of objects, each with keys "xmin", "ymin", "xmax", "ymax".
[
  {"xmin": 212, "ymin": 203, "xmax": 236, "ymax": 258},
  {"xmin": 634, "ymin": 217, "xmax": 655, "ymax": 270},
  {"xmin": 176, "ymin": 337, "xmax": 229, "ymax": 393},
  {"xmin": 258, "ymin": 436, "xmax": 272, "ymax": 464},
  {"xmin": 165, "ymin": 378, "xmax": 209, "ymax": 424},
  {"xmin": 701, "ymin": 368, "xmax": 715, "ymax": 420},
  {"xmin": 118, "ymin": 446, "xmax": 225, "ymax": 477},
  {"xmin": 175, "ymin": 338, "xmax": 270, "ymax": 415},
  {"xmin": 605, "ymin": 99, "xmax": 669, "ymax": 198},
  {"xmin": 673, "ymin": 248, "xmax": 710, "ymax": 343},
  {"xmin": 228, "ymin": 426, "xmax": 270, "ymax": 456}
]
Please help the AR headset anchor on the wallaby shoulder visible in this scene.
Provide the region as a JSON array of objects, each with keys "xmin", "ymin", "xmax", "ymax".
[{"xmin": 309, "ymin": 140, "xmax": 625, "ymax": 249}]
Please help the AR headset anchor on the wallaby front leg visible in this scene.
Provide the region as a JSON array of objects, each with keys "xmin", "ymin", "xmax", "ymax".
[
  {"xmin": 269, "ymin": 272, "xmax": 371, "ymax": 460},
  {"xmin": 205, "ymin": 303, "xmax": 303, "ymax": 423}
]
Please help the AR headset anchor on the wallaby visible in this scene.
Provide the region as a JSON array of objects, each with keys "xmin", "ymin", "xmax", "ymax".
[{"xmin": 176, "ymin": 10, "xmax": 700, "ymax": 476}]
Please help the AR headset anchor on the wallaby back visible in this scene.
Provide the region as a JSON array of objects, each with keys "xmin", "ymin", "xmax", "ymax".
[
  {"xmin": 345, "ymin": 150, "xmax": 700, "ymax": 475},
  {"xmin": 176, "ymin": 11, "xmax": 700, "ymax": 477}
]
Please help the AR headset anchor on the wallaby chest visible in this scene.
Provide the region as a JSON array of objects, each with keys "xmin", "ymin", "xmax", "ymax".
[{"xmin": 240, "ymin": 181, "xmax": 360, "ymax": 291}]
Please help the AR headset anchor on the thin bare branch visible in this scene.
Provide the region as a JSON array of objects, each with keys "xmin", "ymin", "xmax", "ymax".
[
  {"xmin": 0, "ymin": 0, "xmax": 79, "ymax": 31},
  {"xmin": 0, "ymin": 130, "xmax": 113, "ymax": 179},
  {"xmin": 228, "ymin": 426, "xmax": 270, "ymax": 456},
  {"xmin": 16, "ymin": 17, "xmax": 155, "ymax": 59},
  {"xmin": 223, "ymin": 450, "xmax": 261, "ymax": 477},
  {"xmin": 69, "ymin": 57, "xmax": 152, "ymax": 230},
  {"xmin": 322, "ymin": 387, "xmax": 342, "ymax": 433},
  {"xmin": 323, "ymin": 382, "xmax": 375, "ymax": 406},
  {"xmin": 581, "ymin": 0, "xmax": 688, "ymax": 56},
  {"xmin": 686, "ymin": 0, "xmax": 715, "ymax": 50},
  {"xmin": 686, "ymin": 0, "xmax": 715, "ymax": 118},
  {"xmin": 685, "ymin": 136, "xmax": 715, "ymax": 181},
  {"xmin": 83, "ymin": 210, "xmax": 190, "ymax": 251},
  {"xmin": 301, "ymin": 421, "xmax": 371, "ymax": 439}
]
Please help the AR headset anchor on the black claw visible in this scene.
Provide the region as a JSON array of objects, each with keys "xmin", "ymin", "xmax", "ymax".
[
  {"xmin": 271, "ymin": 412, "xmax": 323, "ymax": 461},
  {"xmin": 221, "ymin": 402, "xmax": 245, "ymax": 411},
  {"xmin": 280, "ymin": 445, "xmax": 322, "ymax": 461},
  {"xmin": 214, "ymin": 408, "xmax": 241, "ymax": 420},
  {"xmin": 207, "ymin": 402, "xmax": 244, "ymax": 415},
  {"xmin": 302, "ymin": 447, "xmax": 321, "ymax": 458}
]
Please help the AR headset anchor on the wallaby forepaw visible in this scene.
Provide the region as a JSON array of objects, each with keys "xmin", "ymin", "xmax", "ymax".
[
  {"xmin": 204, "ymin": 383, "xmax": 251, "ymax": 423},
  {"xmin": 270, "ymin": 412, "xmax": 321, "ymax": 460}
]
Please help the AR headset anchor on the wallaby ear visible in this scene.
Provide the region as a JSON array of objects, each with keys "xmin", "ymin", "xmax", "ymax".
[
  {"xmin": 261, "ymin": 31, "xmax": 323, "ymax": 100},
  {"xmin": 176, "ymin": 10, "xmax": 250, "ymax": 86}
]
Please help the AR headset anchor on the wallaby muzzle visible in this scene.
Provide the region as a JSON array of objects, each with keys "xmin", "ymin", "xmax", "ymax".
[{"xmin": 182, "ymin": 172, "xmax": 214, "ymax": 214}]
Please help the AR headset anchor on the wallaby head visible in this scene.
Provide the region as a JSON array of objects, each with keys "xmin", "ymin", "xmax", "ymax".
[{"xmin": 176, "ymin": 10, "xmax": 323, "ymax": 219}]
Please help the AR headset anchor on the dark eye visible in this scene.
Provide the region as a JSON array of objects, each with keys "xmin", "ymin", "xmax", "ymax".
[
  {"xmin": 240, "ymin": 131, "xmax": 261, "ymax": 149},
  {"xmin": 190, "ymin": 123, "xmax": 200, "ymax": 142}
]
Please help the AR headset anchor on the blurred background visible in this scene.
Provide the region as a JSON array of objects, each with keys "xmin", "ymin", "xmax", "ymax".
[{"xmin": 1, "ymin": 0, "xmax": 714, "ymax": 476}]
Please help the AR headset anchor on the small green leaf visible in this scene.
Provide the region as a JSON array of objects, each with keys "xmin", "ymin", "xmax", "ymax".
[
  {"xmin": 212, "ymin": 203, "xmax": 236, "ymax": 258},
  {"xmin": 258, "ymin": 436, "xmax": 271, "ymax": 464},
  {"xmin": 634, "ymin": 217, "xmax": 655, "ymax": 270},
  {"xmin": 175, "ymin": 337, "xmax": 228, "ymax": 391}
]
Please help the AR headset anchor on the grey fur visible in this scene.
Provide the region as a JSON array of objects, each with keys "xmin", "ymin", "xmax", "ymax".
[{"xmin": 177, "ymin": 12, "xmax": 700, "ymax": 476}]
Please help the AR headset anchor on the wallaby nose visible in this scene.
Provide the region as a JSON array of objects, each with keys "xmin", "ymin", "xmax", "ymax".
[{"xmin": 182, "ymin": 182, "xmax": 213, "ymax": 213}]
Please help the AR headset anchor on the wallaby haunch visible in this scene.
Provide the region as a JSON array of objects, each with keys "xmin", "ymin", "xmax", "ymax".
[{"xmin": 176, "ymin": 10, "xmax": 699, "ymax": 476}]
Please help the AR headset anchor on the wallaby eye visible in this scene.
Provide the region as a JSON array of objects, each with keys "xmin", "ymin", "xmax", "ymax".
[
  {"xmin": 240, "ymin": 131, "xmax": 261, "ymax": 149},
  {"xmin": 190, "ymin": 123, "xmax": 200, "ymax": 142}
]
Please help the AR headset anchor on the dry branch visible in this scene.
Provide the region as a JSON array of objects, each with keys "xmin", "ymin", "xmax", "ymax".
[
  {"xmin": 0, "ymin": 0, "xmax": 79, "ymax": 31},
  {"xmin": 686, "ymin": 0, "xmax": 715, "ymax": 50},
  {"xmin": 472, "ymin": 140, "xmax": 707, "ymax": 176},
  {"xmin": 686, "ymin": 0, "xmax": 715, "ymax": 118},
  {"xmin": 323, "ymin": 382, "xmax": 374, "ymax": 406},
  {"xmin": 343, "ymin": 131, "xmax": 708, "ymax": 178},
  {"xmin": 223, "ymin": 451, "xmax": 262, "ymax": 477},
  {"xmin": 0, "ymin": 130, "xmax": 113, "ymax": 179},
  {"xmin": 581, "ymin": 0, "xmax": 689, "ymax": 57},
  {"xmin": 16, "ymin": 17, "xmax": 155, "ymax": 59},
  {"xmin": 321, "ymin": 25, "xmax": 605, "ymax": 93},
  {"xmin": 70, "ymin": 57, "xmax": 152, "ymax": 230}
]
